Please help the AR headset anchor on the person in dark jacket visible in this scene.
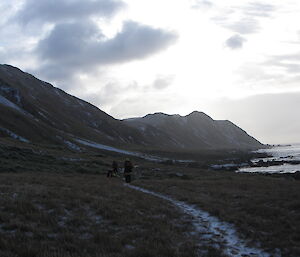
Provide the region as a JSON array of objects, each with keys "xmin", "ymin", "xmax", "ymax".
[
  {"xmin": 124, "ymin": 158, "xmax": 133, "ymax": 183},
  {"xmin": 112, "ymin": 161, "xmax": 118, "ymax": 176},
  {"xmin": 107, "ymin": 161, "xmax": 118, "ymax": 178}
]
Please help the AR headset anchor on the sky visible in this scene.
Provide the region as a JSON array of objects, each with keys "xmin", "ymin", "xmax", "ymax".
[{"xmin": 0, "ymin": 0, "xmax": 300, "ymax": 144}]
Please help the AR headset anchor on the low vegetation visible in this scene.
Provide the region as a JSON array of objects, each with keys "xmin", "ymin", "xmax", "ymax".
[
  {"xmin": 0, "ymin": 172, "xmax": 207, "ymax": 257},
  {"xmin": 0, "ymin": 141, "xmax": 299, "ymax": 256},
  {"xmin": 136, "ymin": 168, "xmax": 300, "ymax": 257}
]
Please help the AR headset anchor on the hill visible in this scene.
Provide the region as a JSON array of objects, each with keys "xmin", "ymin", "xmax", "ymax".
[
  {"xmin": 123, "ymin": 111, "xmax": 262, "ymax": 150},
  {"xmin": 0, "ymin": 64, "xmax": 263, "ymax": 152}
]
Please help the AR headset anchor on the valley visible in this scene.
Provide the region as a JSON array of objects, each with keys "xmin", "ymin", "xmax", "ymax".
[
  {"xmin": 0, "ymin": 64, "xmax": 299, "ymax": 257},
  {"xmin": 0, "ymin": 141, "xmax": 299, "ymax": 257}
]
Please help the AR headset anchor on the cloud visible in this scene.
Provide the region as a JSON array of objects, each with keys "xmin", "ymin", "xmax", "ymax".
[
  {"xmin": 84, "ymin": 80, "xmax": 139, "ymax": 107},
  {"xmin": 109, "ymin": 93, "xmax": 181, "ymax": 119},
  {"xmin": 213, "ymin": 2, "xmax": 276, "ymax": 35},
  {"xmin": 234, "ymin": 57, "xmax": 300, "ymax": 95},
  {"xmin": 34, "ymin": 20, "xmax": 178, "ymax": 83},
  {"xmin": 264, "ymin": 53, "xmax": 300, "ymax": 74},
  {"xmin": 225, "ymin": 17, "xmax": 260, "ymax": 35},
  {"xmin": 37, "ymin": 21, "xmax": 101, "ymax": 61},
  {"xmin": 0, "ymin": 1, "xmax": 14, "ymax": 25},
  {"xmin": 236, "ymin": 63, "xmax": 281, "ymax": 84},
  {"xmin": 16, "ymin": 0, "xmax": 126, "ymax": 25},
  {"xmin": 79, "ymin": 75, "xmax": 177, "ymax": 117},
  {"xmin": 242, "ymin": 2, "xmax": 275, "ymax": 17},
  {"xmin": 225, "ymin": 34, "xmax": 247, "ymax": 49},
  {"xmin": 191, "ymin": 0, "xmax": 213, "ymax": 9},
  {"xmin": 233, "ymin": 32, "xmax": 300, "ymax": 89},
  {"xmin": 152, "ymin": 75, "xmax": 175, "ymax": 90}
]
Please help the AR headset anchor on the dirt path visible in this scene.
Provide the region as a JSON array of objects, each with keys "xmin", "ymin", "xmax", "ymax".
[{"xmin": 125, "ymin": 184, "xmax": 276, "ymax": 257}]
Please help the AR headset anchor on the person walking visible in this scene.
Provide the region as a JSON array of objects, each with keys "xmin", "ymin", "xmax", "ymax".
[
  {"xmin": 107, "ymin": 161, "xmax": 118, "ymax": 178},
  {"xmin": 112, "ymin": 160, "xmax": 118, "ymax": 176},
  {"xmin": 124, "ymin": 158, "xmax": 133, "ymax": 183}
]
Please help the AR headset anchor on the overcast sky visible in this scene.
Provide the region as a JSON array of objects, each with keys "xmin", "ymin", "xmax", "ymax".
[{"xmin": 1, "ymin": 0, "xmax": 300, "ymax": 144}]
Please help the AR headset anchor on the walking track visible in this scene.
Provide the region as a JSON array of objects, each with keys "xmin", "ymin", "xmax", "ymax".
[{"xmin": 125, "ymin": 184, "xmax": 276, "ymax": 257}]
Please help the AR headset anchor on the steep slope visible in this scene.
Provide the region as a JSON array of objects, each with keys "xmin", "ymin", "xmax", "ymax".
[
  {"xmin": 123, "ymin": 111, "xmax": 263, "ymax": 150},
  {"xmin": 0, "ymin": 64, "xmax": 145, "ymax": 148},
  {"xmin": 0, "ymin": 64, "xmax": 263, "ymax": 151}
]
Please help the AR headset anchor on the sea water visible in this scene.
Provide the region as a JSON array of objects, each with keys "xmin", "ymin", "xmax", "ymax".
[{"xmin": 238, "ymin": 143, "xmax": 300, "ymax": 174}]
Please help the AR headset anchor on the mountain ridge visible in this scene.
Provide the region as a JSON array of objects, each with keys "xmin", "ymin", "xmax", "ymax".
[
  {"xmin": 0, "ymin": 64, "xmax": 263, "ymax": 152},
  {"xmin": 123, "ymin": 111, "xmax": 262, "ymax": 150}
]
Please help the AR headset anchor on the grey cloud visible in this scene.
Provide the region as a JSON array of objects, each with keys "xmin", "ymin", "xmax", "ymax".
[
  {"xmin": 277, "ymin": 63, "xmax": 300, "ymax": 74},
  {"xmin": 191, "ymin": 0, "xmax": 213, "ymax": 9},
  {"xmin": 0, "ymin": 1, "xmax": 15, "ymax": 25},
  {"xmin": 0, "ymin": 47, "xmax": 9, "ymax": 62},
  {"xmin": 16, "ymin": 0, "xmax": 125, "ymax": 25},
  {"xmin": 267, "ymin": 53, "xmax": 300, "ymax": 62},
  {"xmin": 225, "ymin": 18, "xmax": 260, "ymax": 35},
  {"xmin": 225, "ymin": 34, "xmax": 247, "ymax": 49},
  {"xmin": 264, "ymin": 53, "xmax": 300, "ymax": 74},
  {"xmin": 237, "ymin": 63, "xmax": 281, "ymax": 84},
  {"xmin": 100, "ymin": 21, "xmax": 178, "ymax": 63},
  {"xmin": 35, "ymin": 20, "xmax": 178, "ymax": 82},
  {"xmin": 81, "ymin": 76, "xmax": 176, "ymax": 116},
  {"xmin": 213, "ymin": 2, "xmax": 275, "ymax": 36},
  {"xmin": 153, "ymin": 75, "xmax": 175, "ymax": 90},
  {"xmin": 242, "ymin": 2, "xmax": 275, "ymax": 17},
  {"xmin": 84, "ymin": 81, "xmax": 139, "ymax": 107},
  {"xmin": 109, "ymin": 94, "xmax": 179, "ymax": 119},
  {"xmin": 235, "ymin": 59, "xmax": 300, "ymax": 94},
  {"xmin": 36, "ymin": 21, "xmax": 102, "ymax": 63},
  {"xmin": 84, "ymin": 82, "xmax": 121, "ymax": 107}
]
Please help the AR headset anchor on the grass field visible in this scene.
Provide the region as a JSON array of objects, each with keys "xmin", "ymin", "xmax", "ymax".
[
  {"xmin": 0, "ymin": 142, "xmax": 299, "ymax": 256},
  {"xmin": 0, "ymin": 172, "xmax": 210, "ymax": 257},
  {"xmin": 135, "ymin": 167, "xmax": 300, "ymax": 257}
]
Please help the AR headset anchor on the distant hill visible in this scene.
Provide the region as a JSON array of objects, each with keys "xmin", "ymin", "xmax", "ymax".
[
  {"xmin": 123, "ymin": 112, "xmax": 263, "ymax": 150},
  {"xmin": 0, "ymin": 64, "xmax": 263, "ymax": 152}
]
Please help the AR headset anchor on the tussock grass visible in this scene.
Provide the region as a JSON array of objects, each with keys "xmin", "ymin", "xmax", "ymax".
[
  {"xmin": 0, "ymin": 172, "xmax": 207, "ymax": 257},
  {"xmin": 136, "ymin": 168, "xmax": 300, "ymax": 257},
  {"xmin": 1, "ymin": 143, "xmax": 299, "ymax": 256}
]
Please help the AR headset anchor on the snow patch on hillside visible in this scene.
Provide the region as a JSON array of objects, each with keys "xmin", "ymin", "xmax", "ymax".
[
  {"xmin": 64, "ymin": 140, "xmax": 82, "ymax": 152},
  {"xmin": 75, "ymin": 138, "xmax": 139, "ymax": 156},
  {"xmin": 75, "ymin": 138, "xmax": 164, "ymax": 161},
  {"xmin": 75, "ymin": 138, "xmax": 196, "ymax": 164},
  {"xmin": 0, "ymin": 85, "xmax": 22, "ymax": 104},
  {"xmin": 0, "ymin": 127, "xmax": 30, "ymax": 143},
  {"xmin": 0, "ymin": 94, "xmax": 24, "ymax": 113},
  {"xmin": 56, "ymin": 136, "xmax": 82, "ymax": 152},
  {"xmin": 38, "ymin": 111, "xmax": 48, "ymax": 119}
]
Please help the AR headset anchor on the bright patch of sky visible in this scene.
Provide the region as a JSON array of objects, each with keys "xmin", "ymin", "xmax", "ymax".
[{"xmin": 0, "ymin": 0, "xmax": 300, "ymax": 144}]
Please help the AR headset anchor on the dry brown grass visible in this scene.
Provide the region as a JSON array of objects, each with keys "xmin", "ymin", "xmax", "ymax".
[
  {"xmin": 1, "ymin": 143, "xmax": 299, "ymax": 256},
  {"xmin": 0, "ymin": 172, "xmax": 210, "ymax": 257},
  {"xmin": 135, "ymin": 168, "xmax": 300, "ymax": 257}
]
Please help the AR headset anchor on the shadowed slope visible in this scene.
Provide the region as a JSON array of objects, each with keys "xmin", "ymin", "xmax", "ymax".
[{"xmin": 1, "ymin": 64, "xmax": 262, "ymax": 151}]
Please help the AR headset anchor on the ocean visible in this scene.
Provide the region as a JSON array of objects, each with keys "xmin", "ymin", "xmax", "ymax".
[{"xmin": 238, "ymin": 143, "xmax": 300, "ymax": 174}]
